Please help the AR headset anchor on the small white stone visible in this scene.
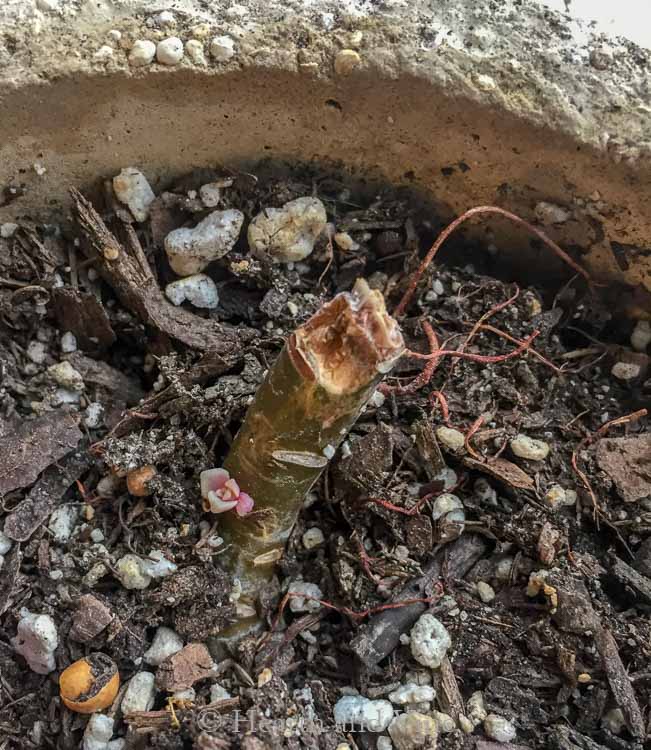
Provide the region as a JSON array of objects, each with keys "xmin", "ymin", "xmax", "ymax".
[
  {"xmin": 36, "ymin": 0, "xmax": 59, "ymax": 11},
  {"xmin": 11, "ymin": 610, "xmax": 58, "ymax": 674},
  {"xmin": 476, "ymin": 581, "xmax": 496, "ymax": 603},
  {"xmin": 0, "ymin": 530, "xmax": 12, "ymax": 556},
  {"xmin": 334, "ymin": 49, "xmax": 362, "ymax": 76},
  {"xmin": 210, "ymin": 682, "xmax": 232, "ymax": 702},
  {"xmin": 82, "ymin": 714, "xmax": 114, "ymax": 750},
  {"xmin": 248, "ymin": 197, "xmax": 327, "ymax": 263},
  {"xmin": 431, "ymin": 493, "xmax": 464, "ymax": 521},
  {"xmin": 141, "ymin": 550, "xmax": 177, "ymax": 579},
  {"xmin": 93, "ymin": 45, "xmax": 114, "ymax": 62},
  {"xmin": 388, "ymin": 683, "xmax": 436, "ymax": 705},
  {"xmin": 432, "ymin": 466, "xmax": 457, "ymax": 491},
  {"xmin": 116, "ymin": 554, "xmax": 152, "ymax": 590},
  {"xmin": 432, "ymin": 279, "xmax": 445, "ymax": 296},
  {"xmin": 107, "ymin": 30, "xmax": 122, "ymax": 43},
  {"xmin": 144, "ymin": 626, "xmax": 184, "ymax": 666},
  {"xmin": 484, "ymin": 714, "xmax": 517, "ymax": 743},
  {"xmin": 48, "ymin": 361, "xmax": 84, "ymax": 392},
  {"xmin": 631, "ymin": 320, "xmax": 651, "ymax": 352},
  {"xmin": 544, "ymin": 484, "xmax": 577, "ymax": 509},
  {"xmin": 467, "ymin": 691, "xmax": 487, "ymax": 727},
  {"xmin": 474, "ymin": 477, "xmax": 497, "ymax": 503},
  {"xmin": 0, "ymin": 222, "xmax": 18, "ymax": 238},
  {"xmin": 199, "ymin": 183, "xmax": 222, "ymax": 207},
  {"xmin": 165, "ymin": 209, "xmax": 244, "ymax": 275},
  {"xmin": 84, "ymin": 402, "xmax": 105, "ymax": 429},
  {"xmin": 33, "ymin": 162, "xmax": 46, "ymax": 176},
  {"xmin": 333, "ymin": 695, "xmax": 394, "ymax": 731},
  {"xmin": 475, "ymin": 73, "xmax": 497, "ymax": 90},
  {"xmin": 153, "ymin": 10, "xmax": 176, "ymax": 27},
  {"xmin": 128, "ymin": 40, "xmax": 157, "ymax": 68},
  {"xmin": 90, "ymin": 528, "xmax": 105, "ymax": 543},
  {"xmin": 323, "ymin": 444, "xmax": 336, "ymax": 460},
  {"xmin": 433, "ymin": 710, "xmax": 456, "ymax": 733},
  {"xmin": 377, "ymin": 738, "xmax": 393, "ymax": 750},
  {"xmin": 157, "ymin": 37, "xmax": 184, "ymax": 65},
  {"xmin": 173, "ymin": 687, "xmax": 195, "ymax": 702},
  {"xmin": 288, "ymin": 581, "xmax": 323, "ymax": 613},
  {"xmin": 494, "ymin": 556, "xmax": 515, "ymax": 582},
  {"xmin": 26, "ymin": 340, "xmax": 47, "ymax": 364},
  {"xmin": 51, "ymin": 387, "xmax": 81, "ymax": 406},
  {"xmin": 334, "ymin": 232, "xmax": 359, "ymax": 251},
  {"xmin": 611, "ymin": 361, "xmax": 641, "ymax": 381},
  {"xmin": 185, "ymin": 39, "xmax": 207, "ymax": 66},
  {"xmin": 510, "ymin": 434, "xmax": 550, "ymax": 461},
  {"xmin": 48, "ymin": 505, "xmax": 79, "ymax": 543},
  {"xmin": 60, "ymin": 331, "xmax": 77, "ymax": 353},
  {"xmin": 113, "ymin": 168, "xmax": 155, "ymax": 222},
  {"xmin": 409, "ymin": 613, "xmax": 451, "ymax": 669},
  {"xmin": 121, "ymin": 672, "xmax": 156, "ymax": 714},
  {"xmin": 108, "ymin": 740, "xmax": 126, "ymax": 750},
  {"xmin": 165, "ymin": 274, "xmax": 219, "ymax": 309},
  {"xmin": 535, "ymin": 201, "xmax": 571, "ymax": 225},
  {"xmin": 436, "ymin": 426, "xmax": 465, "ymax": 452},
  {"xmin": 388, "ymin": 711, "xmax": 438, "ymax": 750},
  {"xmin": 458, "ymin": 715, "xmax": 474, "ymax": 733},
  {"xmin": 210, "ymin": 35, "xmax": 236, "ymax": 61},
  {"xmin": 302, "ymin": 527, "xmax": 325, "ymax": 549},
  {"xmin": 601, "ymin": 707, "xmax": 625, "ymax": 735},
  {"xmin": 369, "ymin": 390, "xmax": 386, "ymax": 409}
]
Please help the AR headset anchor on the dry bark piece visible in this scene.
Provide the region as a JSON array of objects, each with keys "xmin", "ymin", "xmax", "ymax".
[
  {"xmin": 0, "ymin": 545, "xmax": 23, "ymax": 616},
  {"xmin": 51, "ymin": 287, "xmax": 116, "ymax": 349},
  {"xmin": 70, "ymin": 188, "xmax": 254, "ymax": 357},
  {"xmin": 595, "ymin": 433, "xmax": 651, "ymax": 503},
  {"xmin": 350, "ymin": 534, "xmax": 487, "ymax": 667},
  {"xmin": 0, "ymin": 413, "xmax": 82, "ymax": 496},
  {"xmin": 70, "ymin": 594, "xmax": 114, "ymax": 642},
  {"xmin": 462, "ymin": 456, "xmax": 534, "ymax": 490},
  {"xmin": 437, "ymin": 655, "xmax": 465, "ymax": 720},
  {"xmin": 68, "ymin": 352, "xmax": 145, "ymax": 406},
  {"xmin": 609, "ymin": 556, "xmax": 651, "ymax": 605},
  {"xmin": 155, "ymin": 643, "xmax": 215, "ymax": 692},
  {"xmin": 415, "ymin": 420, "xmax": 446, "ymax": 477},
  {"xmin": 4, "ymin": 447, "xmax": 93, "ymax": 542}
]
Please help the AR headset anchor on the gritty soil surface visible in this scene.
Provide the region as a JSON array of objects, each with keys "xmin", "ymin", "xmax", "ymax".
[{"xmin": 0, "ymin": 165, "xmax": 649, "ymax": 750}]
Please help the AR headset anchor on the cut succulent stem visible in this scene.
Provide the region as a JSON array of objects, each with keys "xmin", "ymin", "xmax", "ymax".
[{"xmin": 218, "ymin": 279, "xmax": 404, "ymax": 600}]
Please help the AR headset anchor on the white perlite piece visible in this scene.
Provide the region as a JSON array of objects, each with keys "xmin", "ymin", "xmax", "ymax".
[
  {"xmin": 510, "ymin": 434, "xmax": 550, "ymax": 461},
  {"xmin": 432, "ymin": 711, "xmax": 456, "ymax": 733},
  {"xmin": 534, "ymin": 201, "xmax": 571, "ymax": 225},
  {"xmin": 484, "ymin": 714, "xmax": 517, "ymax": 743},
  {"xmin": 0, "ymin": 529, "xmax": 12, "ymax": 555},
  {"xmin": 113, "ymin": 168, "xmax": 156, "ymax": 222},
  {"xmin": 84, "ymin": 402, "xmax": 105, "ymax": 429},
  {"xmin": 11, "ymin": 610, "xmax": 58, "ymax": 674},
  {"xmin": 165, "ymin": 209, "xmax": 243, "ymax": 276},
  {"xmin": 165, "ymin": 274, "xmax": 219, "ymax": 309},
  {"xmin": 48, "ymin": 361, "xmax": 84, "ymax": 391},
  {"xmin": 476, "ymin": 581, "xmax": 496, "ymax": 603},
  {"xmin": 121, "ymin": 672, "xmax": 156, "ymax": 714},
  {"xmin": 210, "ymin": 682, "xmax": 232, "ymax": 702},
  {"xmin": 144, "ymin": 626, "xmax": 184, "ymax": 666},
  {"xmin": 199, "ymin": 183, "xmax": 222, "ymax": 207},
  {"xmin": 334, "ymin": 232, "xmax": 359, "ymax": 251},
  {"xmin": 116, "ymin": 554, "xmax": 152, "ymax": 590},
  {"xmin": 611, "ymin": 361, "xmax": 641, "ymax": 381},
  {"xmin": 26, "ymin": 340, "xmax": 46, "ymax": 364},
  {"xmin": 288, "ymin": 581, "xmax": 323, "ymax": 613},
  {"xmin": 377, "ymin": 738, "xmax": 393, "ymax": 750},
  {"xmin": 544, "ymin": 484, "xmax": 577, "ymax": 509},
  {"xmin": 48, "ymin": 505, "xmax": 79, "ymax": 543},
  {"xmin": 129, "ymin": 40, "xmax": 157, "ymax": 67},
  {"xmin": 1, "ymin": 222, "xmax": 18, "ymax": 237},
  {"xmin": 388, "ymin": 711, "xmax": 438, "ymax": 750},
  {"xmin": 631, "ymin": 320, "xmax": 651, "ymax": 352},
  {"xmin": 248, "ymin": 197, "xmax": 327, "ymax": 263},
  {"xmin": 333, "ymin": 695, "xmax": 394, "ymax": 732},
  {"xmin": 467, "ymin": 691, "xmax": 487, "ymax": 727},
  {"xmin": 334, "ymin": 49, "xmax": 362, "ymax": 76},
  {"xmin": 61, "ymin": 331, "xmax": 77, "ymax": 353},
  {"xmin": 432, "ymin": 466, "xmax": 457, "ymax": 491},
  {"xmin": 141, "ymin": 550, "xmax": 178, "ymax": 579},
  {"xmin": 210, "ymin": 35, "xmax": 236, "ymax": 61},
  {"xmin": 388, "ymin": 683, "xmax": 436, "ymax": 705},
  {"xmin": 108, "ymin": 741, "xmax": 126, "ymax": 750},
  {"xmin": 409, "ymin": 613, "xmax": 451, "ymax": 669},
  {"xmin": 82, "ymin": 714, "xmax": 114, "ymax": 750},
  {"xmin": 431, "ymin": 493, "xmax": 465, "ymax": 541},
  {"xmin": 185, "ymin": 40, "xmax": 207, "ymax": 66},
  {"xmin": 435, "ymin": 426, "xmax": 465, "ymax": 452},
  {"xmin": 302, "ymin": 527, "xmax": 325, "ymax": 549},
  {"xmin": 157, "ymin": 37, "xmax": 184, "ymax": 65}
]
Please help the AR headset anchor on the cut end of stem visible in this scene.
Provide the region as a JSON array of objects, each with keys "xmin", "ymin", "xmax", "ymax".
[{"xmin": 290, "ymin": 278, "xmax": 405, "ymax": 396}]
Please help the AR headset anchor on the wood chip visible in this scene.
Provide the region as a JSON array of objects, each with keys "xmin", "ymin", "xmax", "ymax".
[
  {"xmin": 0, "ymin": 413, "xmax": 82, "ymax": 496},
  {"xmin": 155, "ymin": 643, "xmax": 216, "ymax": 692},
  {"xmin": 463, "ymin": 456, "xmax": 534, "ymax": 490},
  {"xmin": 437, "ymin": 655, "xmax": 465, "ymax": 720},
  {"xmin": 595, "ymin": 434, "xmax": 651, "ymax": 503},
  {"xmin": 68, "ymin": 352, "xmax": 144, "ymax": 405},
  {"xmin": 4, "ymin": 447, "xmax": 93, "ymax": 542},
  {"xmin": 52, "ymin": 287, "xmax": 116, "ymax": 349},
  {"xmin": 609, "ymin": 556, "xmax": 651, "ymax": 605}
]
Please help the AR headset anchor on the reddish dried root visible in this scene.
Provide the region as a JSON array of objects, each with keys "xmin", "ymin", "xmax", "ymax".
[
  {"xmin": 429, "ymin": 390, "xmax": 450, "ymax": 424},
  {"xmin": 380, "ymin": 321, "xmax": 442, "ymax": 396},
  {"xmin": 395, "ymin": 205, "xmax": 593, "ymax": 317},
  {"xmin": 478, "ymin": 324, "xmax": 564, "ymax": 374},
  {"xmin": 464, "ymin": 415, "xmax": 486, "ymax": 461},
  {"xmin": 571, "ymin": 408, "xmax": 648, "ymax": 513},
  {"xmin": 409, "ymin": 329, "xmax": 540, "ymax": 364}
]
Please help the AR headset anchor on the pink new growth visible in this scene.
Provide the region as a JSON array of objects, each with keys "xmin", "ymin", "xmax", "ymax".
[{"xmin": 200, "ymin": 468, "xmax": 254, "ymax": 517}]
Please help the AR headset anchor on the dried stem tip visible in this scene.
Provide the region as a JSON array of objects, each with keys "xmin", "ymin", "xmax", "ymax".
[{"xmin": 218, "ymin": 279, "xmax": 404, "ymax": 597}]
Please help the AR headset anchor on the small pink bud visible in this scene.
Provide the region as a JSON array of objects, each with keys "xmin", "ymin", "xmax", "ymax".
[
  {"xmin": 236, "ymin": 492, "xmax": 255, "ymax": 517},
  {"xmin": 200, "ymin": 468, "xmax": 255, "ymax": 516}
]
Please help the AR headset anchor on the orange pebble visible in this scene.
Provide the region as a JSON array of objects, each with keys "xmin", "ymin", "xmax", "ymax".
[
  {"xmin": 126, "ymin": 465, "xmax": 156, "ymax": 497},
  {"xmin": 59, "ymin": 653, "xmax": 119, "ymax": 714}
]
